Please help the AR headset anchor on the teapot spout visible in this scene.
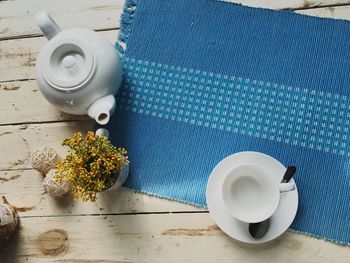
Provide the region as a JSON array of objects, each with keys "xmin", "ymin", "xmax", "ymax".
[
  {"xmin": 87, "ymin": 95, "xmax": 116, "ymax": 125},
  {"xmin": 35, "ymin": 11, "xmax": 61, "ymax": 40}
]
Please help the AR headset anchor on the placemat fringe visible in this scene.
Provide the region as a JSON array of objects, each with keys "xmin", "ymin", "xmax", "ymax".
[{"xmin": 116, "ymin": 0, "xmax": 138, "ymax": 54}]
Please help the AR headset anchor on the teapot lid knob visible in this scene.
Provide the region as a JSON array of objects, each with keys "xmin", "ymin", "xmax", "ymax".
[{"xmin": 62, "ymin": 55, "xmax": 77, "ymax": 69}]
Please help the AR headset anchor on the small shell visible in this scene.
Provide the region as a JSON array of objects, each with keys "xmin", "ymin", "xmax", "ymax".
[
  {"xmin": 31, "ymin": 147, "xmax": 58, "ymax": 174},
  {"xmin": 42, "ymin": 169, "xmax": 70, "ymax": 197},
  {"xmin": 0, "ymin": 202, "xmax": 18, "ymax": 240}
]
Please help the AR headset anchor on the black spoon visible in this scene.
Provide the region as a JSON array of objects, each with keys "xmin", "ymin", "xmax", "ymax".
[{"xmin": 248, "ymin": 166, "xmax": 296, "ymax": 239}]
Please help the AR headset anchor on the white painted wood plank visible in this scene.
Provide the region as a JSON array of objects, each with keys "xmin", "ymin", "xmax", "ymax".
[
  {"xmin": 0, "ymin": 80, "xmax": 87, "ymax": 125},
  {"xmin": 223, "ymin": 0, "xmax": 350, "ymax": 10},
  {"xmin": 0, "ymin": 121, "xmax": 94, "ymax": 170},
  {"xmin": 296, "ymin": 5, "xmax": 350, "ymax": 19},
  {"xmin": 0, "ymin": 30, "xmax": 117, "ymax": 82},
  {"xmin": 0, "ymin": 0, "xmax": 123, "ymax": 40},
  {"xmin": 0, "ymin": 213, "xmax": 348, "ymax": 262},
  {"xmin": 0, "ymin": 169, "xmax": 201, "ymax": 217}
]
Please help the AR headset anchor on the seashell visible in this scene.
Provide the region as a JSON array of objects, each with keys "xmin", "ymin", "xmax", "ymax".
[
  {"xmin": 31, "ymin": 146, "xmax": 58, "ymax": 174},
  {"xmin": 42, "ymin": 169, "xmax": 70, "ymax": 197},
  {"xmin": 0, "ymin": 199, "xmax": 18, "ymax": 240}
]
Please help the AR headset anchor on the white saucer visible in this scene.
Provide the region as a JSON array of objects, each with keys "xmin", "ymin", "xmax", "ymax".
[{"xmin": 206, "ymin": 151, "xmax": 298, "ymax": 244}]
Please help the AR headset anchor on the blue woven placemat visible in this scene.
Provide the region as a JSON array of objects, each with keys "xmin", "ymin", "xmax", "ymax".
[{"xmin": 108, "ymin": 0, "xmax": 350, "ymax": 244}]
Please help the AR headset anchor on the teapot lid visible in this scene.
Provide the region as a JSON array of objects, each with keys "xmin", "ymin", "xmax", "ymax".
[{"xmin": 39, "ymin": 38, "xmax": 96, "ymax": 90}]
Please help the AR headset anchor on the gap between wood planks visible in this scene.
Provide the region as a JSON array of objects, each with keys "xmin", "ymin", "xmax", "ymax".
[
  {"xmin": 290, "ymin": 2, "xmax": 350, "ymax": 10},
  {"xmin": 0, "ymin": 118, "xmax": 88, "ymax": 128},
  {"xmin": 0, "ymin": 27, "xmax": 120, "ymax": 42},
  {"xmin": 18, "ymin": 210, "xmax": 210, "ymax": 219},
  {"xmin": 0, "ymin": 78, "xmax": 35, "ymax": 83}
]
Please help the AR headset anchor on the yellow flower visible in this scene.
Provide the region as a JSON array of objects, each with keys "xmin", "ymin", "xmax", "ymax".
[{"xmin": 55, "ymin": 131, "xmax": 129, "ymax": 202}]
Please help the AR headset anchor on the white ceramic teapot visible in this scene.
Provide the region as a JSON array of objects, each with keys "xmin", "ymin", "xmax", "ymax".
[{"xmin": 35, "ymin": 11, "xmax": 122, "ymax": 125}]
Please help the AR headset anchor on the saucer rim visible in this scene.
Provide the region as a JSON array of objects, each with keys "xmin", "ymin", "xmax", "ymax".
[{"xmin": 206, "ymin": 151, "xmax": 299, "ymax": 244}]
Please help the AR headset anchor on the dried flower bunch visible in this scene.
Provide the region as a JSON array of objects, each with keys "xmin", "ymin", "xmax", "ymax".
[{"xmin": 55, "ymin": 131, "xmax": 129, "ymax": 201}]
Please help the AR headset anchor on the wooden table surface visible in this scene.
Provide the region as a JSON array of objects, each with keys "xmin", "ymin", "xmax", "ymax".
[{"xmin": 0, "ymin": 1, "xmax": 349, "ymax": 262}]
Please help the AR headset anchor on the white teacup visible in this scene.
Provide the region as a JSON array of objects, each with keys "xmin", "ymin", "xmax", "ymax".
[{"xmin": 222, "ymin": 165, "xmax": 295, "ymax": 223}]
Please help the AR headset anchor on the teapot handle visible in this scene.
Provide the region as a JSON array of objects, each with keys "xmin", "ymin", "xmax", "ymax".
[{"xmin": 35, "ymin": 11, "xmax": 61, "ymax": 40}]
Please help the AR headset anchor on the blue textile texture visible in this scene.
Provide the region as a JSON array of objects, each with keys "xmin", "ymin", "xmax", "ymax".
[{"xmin": 108, "ymin": 0, "xmax": 350, "ymax": 244}]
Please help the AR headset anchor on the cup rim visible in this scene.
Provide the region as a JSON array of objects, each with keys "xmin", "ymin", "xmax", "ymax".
[{"xmin": 221, "ymin": 164, "xmax": 280, "ymax": 223}]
